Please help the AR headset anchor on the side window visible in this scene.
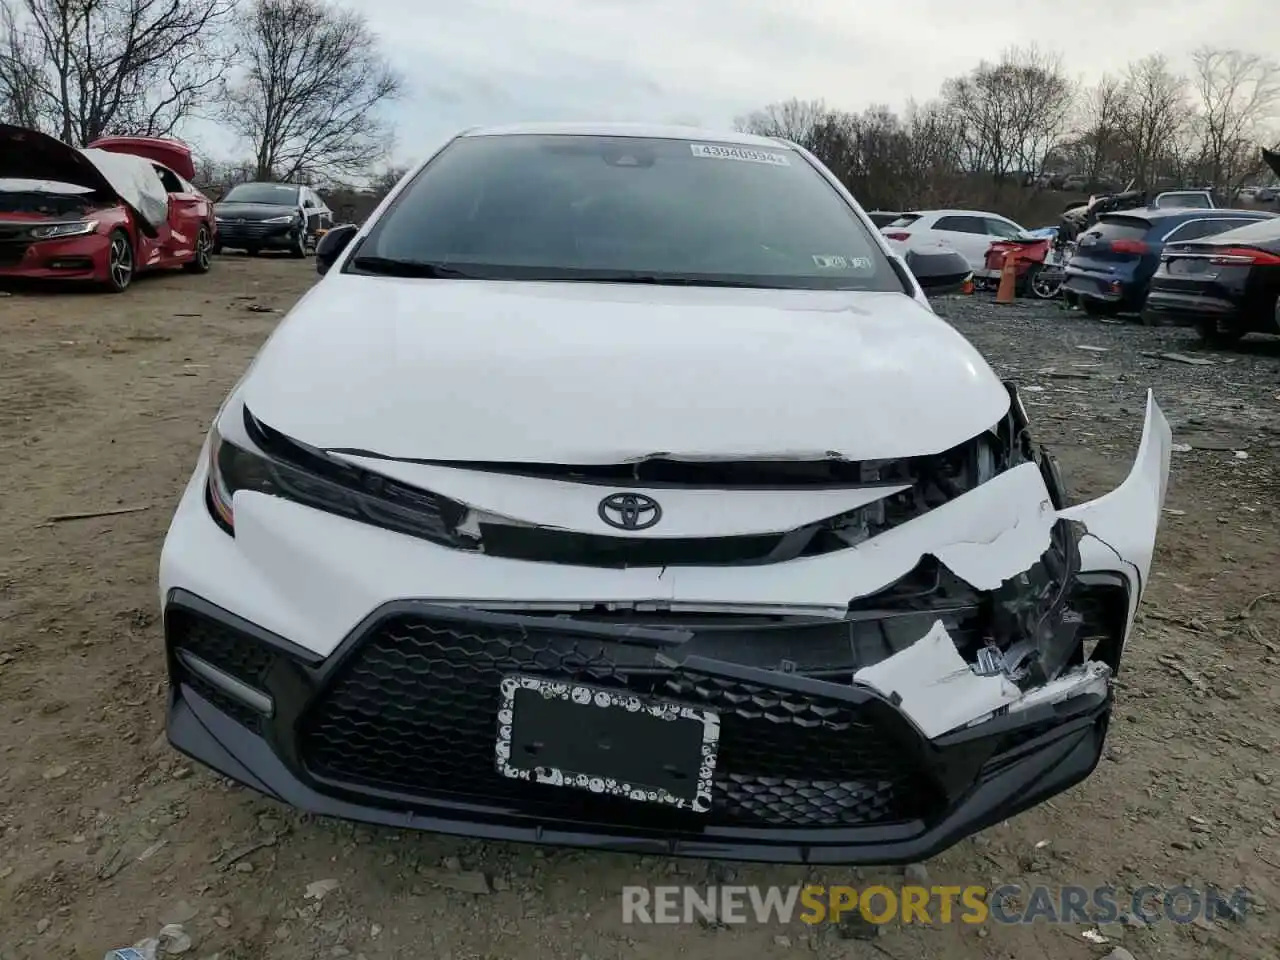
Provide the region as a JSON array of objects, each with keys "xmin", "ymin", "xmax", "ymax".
[
  {"xmin": 1165, "ymin": 219, "xmax": 1240, "ymax": 242},
  {"xmin": 984, "ymin": 218, "xmax": 1021, "ymax": 238},
  {"xmin": 934, "ymin": 215, "xmax": 984, "ymax": 234},
  {"xmin": 154, "ymin": 165, "xmax": 184, "ymax": 194},
  {"xmin": 1198, "ymin": 218, "xmax": 1258, "ymax": 239}
]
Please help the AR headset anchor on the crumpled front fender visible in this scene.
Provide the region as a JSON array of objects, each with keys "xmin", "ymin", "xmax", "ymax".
[
  {"xmin": 852, "ymin": 390, "xmax": 1171, "ymax": 738},
  {"xmin": 1059, "ymin": 389, "xmax": 1172, "ymax": 621}
]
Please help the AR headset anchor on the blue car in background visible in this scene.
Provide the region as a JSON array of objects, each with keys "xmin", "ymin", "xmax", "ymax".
[{"xmin": 1063, "ymin": 207, "xmax": 1276, "ymax": 315}]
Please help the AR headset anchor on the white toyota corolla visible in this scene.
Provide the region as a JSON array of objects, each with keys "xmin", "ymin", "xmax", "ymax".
[{"xmin": 159, "ymin": 123, "xmax": 1171, "ymax": 864}]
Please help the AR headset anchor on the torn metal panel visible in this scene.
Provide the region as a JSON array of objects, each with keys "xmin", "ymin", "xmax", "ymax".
[
  {"xmin": 853, "ymin": 620, "xmax": 1114, "ymax": 739},
  {"xmin": 853, "ymin": 620, "xmax": 1022, "ymax": 738}
]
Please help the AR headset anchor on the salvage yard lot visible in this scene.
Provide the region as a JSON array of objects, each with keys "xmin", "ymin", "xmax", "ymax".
[{"xmin": 1, "ymin": 259, "xmax": 1278, "ymax": 959}]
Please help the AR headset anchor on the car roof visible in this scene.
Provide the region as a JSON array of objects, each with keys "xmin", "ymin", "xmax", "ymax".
[
  {"xmin": 904, "ymin": 209, "xmax": 1013, "ymax": 218},
  {"xmin": 458, "ymin": 122, "xmax": 795, "ymax": 150},
  {"xmin": 1103, "ymin": 207, "xmax": 1268, "ymax": 223}
]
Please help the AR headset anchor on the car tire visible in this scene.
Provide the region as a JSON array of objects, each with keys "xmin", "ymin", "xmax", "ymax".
[
  {"xmin": 211, "ymin": 241, "xmax": 223, "ymax": 255},
  {"xmin": 1194, "ymin": 316, "xmax": 1246, "ymax": 348},
  {"xmin": 246, "ymin": 247, "xmax": 261, "ymax": 257},
  {"xmin": 103, "ymin": 229, "xmax": 134, "ymax": 293},
  {"xmin": 185, "ymin": 225, "xmax": 212, "ymax": 274},
  {"xmin": 1026, "ymin": 264, "xmax": 1063, "ymax": 300},
  {"xmin": 290, "ymin": 232, "xmax": 307, "ymax": 259}
]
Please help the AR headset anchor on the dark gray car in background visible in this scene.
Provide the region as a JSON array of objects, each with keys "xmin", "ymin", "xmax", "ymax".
[{"xmin": 213, "ymin": 182, "xmax": 332, "ymax": 257}]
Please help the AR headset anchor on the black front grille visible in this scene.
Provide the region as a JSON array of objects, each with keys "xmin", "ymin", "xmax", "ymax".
[
  {"xmin": 218, "ymin": 222, "xmax": 287, "ymax": 240},
  {"xmin": 299, "ymin": 612, "xmax": 944, "ymax": 829}
]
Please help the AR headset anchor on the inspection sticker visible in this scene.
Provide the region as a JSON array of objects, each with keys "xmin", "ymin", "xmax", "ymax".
[
  {"xmin": 690, "ymin": 143, "xmax": 790, "ymax": 165},
  {"xmin": 812, "ymin": 254, "xmax": 874, "ymax": 270}
]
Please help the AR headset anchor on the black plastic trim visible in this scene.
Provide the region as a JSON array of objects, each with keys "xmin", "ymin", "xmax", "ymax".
[{"xmin": 164, "ymin": 592, "xmax": 1118, "ymax": 864}]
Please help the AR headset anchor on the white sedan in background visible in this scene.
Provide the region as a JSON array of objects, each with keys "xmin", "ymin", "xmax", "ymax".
[{"xmin": 881, "ymin": 209, "xmax": 1026, "ymax": 277}]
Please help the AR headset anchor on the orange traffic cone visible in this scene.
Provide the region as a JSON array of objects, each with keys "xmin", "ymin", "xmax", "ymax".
[
  {"xmin": 961, "ymin": 275, "xmax": 975, "ymax": 295},
  {"xmin": 995, "ymin": 251, "xmax": 1018, "ymax": 304}
]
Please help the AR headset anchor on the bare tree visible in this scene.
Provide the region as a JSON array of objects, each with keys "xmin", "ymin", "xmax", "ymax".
[
  {"xmin": 1190, "ymin": 47, "xmax": 1280, "ymax": 192},
  {"xmin": 941, "ymin": 46, "xmax": 1074, "ymax": 190},
  {"xmin": 0, "ymin": 0, "xmax": 235, "ymax": 144},
  {"xmin": 1119, "ymin": 55, "xmax": 1191, "ymax": 189},
  {"xmin": 368, "ymin": 164, "xmax": 409, "ymax": 197},
  {"xmin": 0, "ymin": 2, "xmax": 42, "ymax": 128},
  {"xmin": 1004, "ymin": 46, "xmax": 1075, "ymax": 178},
  {"xmin": 1072, "ymin": 75, "xmax": 1129, "ymax": 184},
  {"xmin": 223, "ymin": 0, "xmax": 402, "ymax": 183},
  {"xmin": 733, "ymin": 98, "xmax": 830, "ymax": 149}
]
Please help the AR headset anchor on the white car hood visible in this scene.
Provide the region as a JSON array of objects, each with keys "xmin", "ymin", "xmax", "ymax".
[{"xmin": 242, "ymin": 274, "xmax": 1011, "ymax": 463}]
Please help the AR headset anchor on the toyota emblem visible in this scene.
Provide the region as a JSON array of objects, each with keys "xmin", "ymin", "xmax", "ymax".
[{"xmin": 598, "ymin": 492, "xmax": 662, "ymax": 531}]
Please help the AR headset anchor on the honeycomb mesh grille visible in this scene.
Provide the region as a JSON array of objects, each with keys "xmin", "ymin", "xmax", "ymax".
[{"xmin": 299, "ymin": 613, "xmax": 943, "ymax": 829}]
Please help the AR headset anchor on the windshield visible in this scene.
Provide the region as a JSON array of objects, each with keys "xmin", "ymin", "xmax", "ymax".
[
  {"xmin": 1156, "ymin": 192, "xmax": 1211, "ymax": 209},
  {"xmin": 222, "ymin": 182, "xmax": 299, "ymax": 205},
  {"xmin": 350, "ymin": 134, "xmax": 903, "ymax": 291}
]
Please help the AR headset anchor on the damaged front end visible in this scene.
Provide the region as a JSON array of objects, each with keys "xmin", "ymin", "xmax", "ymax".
[{"xmin": 167, "ymin": 383, "xmax": 1170, "ymax": 864}]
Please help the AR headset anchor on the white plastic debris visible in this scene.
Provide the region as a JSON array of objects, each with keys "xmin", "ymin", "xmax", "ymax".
[{"xmin": 305, "ymin": 878, "xmax": 341, "ymax": 900}]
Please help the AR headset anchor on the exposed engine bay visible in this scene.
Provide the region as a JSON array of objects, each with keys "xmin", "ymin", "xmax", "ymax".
[{"xmin": 0, "ymin": 179, "xmax": 102, "ymax": 218}]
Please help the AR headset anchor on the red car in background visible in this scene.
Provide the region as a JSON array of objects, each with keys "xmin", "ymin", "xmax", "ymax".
[
  {"xmin": 983, "ymin": 232, "xmax": 1069, "ymax": 299},
  {"xmin": 0, "ymin": 124, "xmax": 216, "ymax": 292}
]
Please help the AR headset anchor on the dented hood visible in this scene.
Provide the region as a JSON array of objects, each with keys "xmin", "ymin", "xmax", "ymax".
[
  {"xmin": 0, "ymin": 123, "xmax": 169, "ymax": 232},
  {"xmin": 242, "ymin": 274, "xmax": 1013, "ymax": 464}
]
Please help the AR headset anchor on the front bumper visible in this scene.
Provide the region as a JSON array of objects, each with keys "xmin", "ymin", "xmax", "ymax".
[
  {"xmin": 1142, "ymin": 288, "xmax": 1239, "ymax": 326},
  {"xmin": 215, "ymin": 221, "xmax": 300, "ymax": 250},
  {"xmin": 160, "ymin": 394, "xmax": 1171, "ymax": 863},
  {"xmin": 167, "ymin": 589, "xmax": 1114, "ymax": 863},
  {"xmin": 0, "ymin": 232, "xmax": 109, "ymax": 281}
]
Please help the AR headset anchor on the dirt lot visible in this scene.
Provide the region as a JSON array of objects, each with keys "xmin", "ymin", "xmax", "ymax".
[{"xmin": 2, "ymin": 259, "xmax": 1279, "ymax": 960}]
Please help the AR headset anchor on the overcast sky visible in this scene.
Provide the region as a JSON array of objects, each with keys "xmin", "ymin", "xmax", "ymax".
[{"xmin": 196, "ymin": 0, "xmax": 1274, "ymax": 165}]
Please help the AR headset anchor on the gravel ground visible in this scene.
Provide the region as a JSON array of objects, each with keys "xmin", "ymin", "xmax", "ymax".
[{"xmin": 1, "ymin": 261, "xmax": 1279, "ymax": 960}]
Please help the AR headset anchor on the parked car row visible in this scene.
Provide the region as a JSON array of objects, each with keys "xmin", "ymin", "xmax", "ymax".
[
  {"xmin": 0, "ymin": 122, "xmax": 336, "ymax": 293},
  {"xmin": 879, "ymin": 180, "xmax": 1280, "ymax": 346}
]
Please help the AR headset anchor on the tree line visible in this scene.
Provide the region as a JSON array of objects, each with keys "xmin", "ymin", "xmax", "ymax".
[
  {"xmin": 1, "ymin": 8, "xmax": 1277, "ymax": 214},
  {"xmin": 736, "ymin": 46, "xmax": 1280, "ymax": 217},
  {"xmin": 0, "ymin": 0, "xmax": 401, "ymax": 189}
]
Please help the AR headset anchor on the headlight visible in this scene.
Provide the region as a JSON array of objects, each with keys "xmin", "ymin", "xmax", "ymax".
[
  {"xmin": 29, "ymin": 220, "xmax": 98, "ymax": 239},
  {"xmin": 205, "ymin": 408, "xmax": 471, "ymax": 549},
  {"xmin": 262, "ymin": 215, "xmax": 296, "ymax": 224}
]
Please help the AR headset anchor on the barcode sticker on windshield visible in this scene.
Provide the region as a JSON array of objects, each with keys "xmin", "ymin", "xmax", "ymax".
[{"xmin": 690, "ymin": 143, "xmax": 790, "ymax": 166}]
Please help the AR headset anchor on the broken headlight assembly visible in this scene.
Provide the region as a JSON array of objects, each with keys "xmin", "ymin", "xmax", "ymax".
[{"xmin": 204, "ymin": 406, "xmax": 472, "ymax": 548}]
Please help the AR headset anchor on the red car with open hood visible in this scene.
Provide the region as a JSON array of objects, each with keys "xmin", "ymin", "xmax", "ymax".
[{"xmin": 0, "ymin": 124, "xmax": 216, "ymax": 292}]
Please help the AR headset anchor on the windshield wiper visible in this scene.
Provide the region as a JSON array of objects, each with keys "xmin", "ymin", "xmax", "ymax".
[
  {"xmin": 349, "ymin": 256, "xmax": 483, "ymax": 279},
  {"xmin": 567, "ymin": 272, "xmax": 775, "ymax": 288}
]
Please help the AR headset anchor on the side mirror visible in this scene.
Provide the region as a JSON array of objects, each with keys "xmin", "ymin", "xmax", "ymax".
[
  {"xmin": 315, "ymin": 223, "xmax": 358, "ymax": 275},
  {"xmin": 904, "ymin": 246, "xmax": 972, "ymax": 294}
]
